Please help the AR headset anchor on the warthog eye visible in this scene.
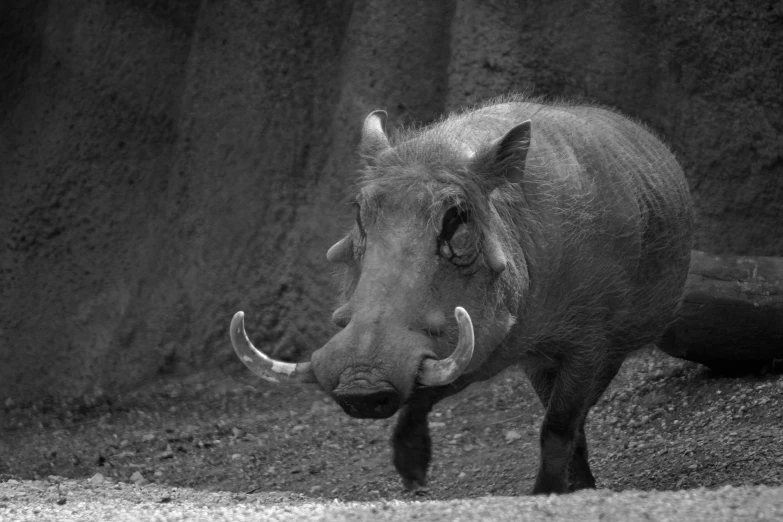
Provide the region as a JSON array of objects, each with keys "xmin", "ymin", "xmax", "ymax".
[{"xmin": 439, "ymin": 206, "xmax": 477, "ymax": 266}]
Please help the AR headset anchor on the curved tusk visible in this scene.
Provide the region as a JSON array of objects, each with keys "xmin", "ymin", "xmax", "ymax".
[
  {"xmin": 230, "ymin": 311, "xmax": 317, "ymax": 384},
  {"xmin": 418, "ymin": 306, "xmax": 475, "ymax": 386}
]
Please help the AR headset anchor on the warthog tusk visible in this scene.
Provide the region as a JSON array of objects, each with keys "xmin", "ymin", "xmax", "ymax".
[
  {"xmin": 418, "ymin": 306, "xmax": 475, "ymax": 386},
  {"xmin": 230, "ymin": 311, "xmax": 318, "ymax": 384},
  {"xmin": 360, "ymin": 110, "xmax": 391, "ymax": 156}
]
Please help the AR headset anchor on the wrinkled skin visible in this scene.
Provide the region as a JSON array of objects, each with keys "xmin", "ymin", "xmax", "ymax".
[{"xmin": 233, "ymin": 97, "xmax": 693, "ymax": 494}]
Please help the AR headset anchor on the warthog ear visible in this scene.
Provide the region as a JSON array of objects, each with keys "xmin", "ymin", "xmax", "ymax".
[
  {"xmin": 491, "ymin": 120, "xmax": 531, "ymax": 184},
  {"xmin": 360, "ymin": 110, "xmax": 391, "ymax": 157}
]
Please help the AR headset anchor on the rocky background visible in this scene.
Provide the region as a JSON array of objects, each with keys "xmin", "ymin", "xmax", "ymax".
[{"xmin": 1, "ymin": 0, "xmax": 781, "ymax": 403}]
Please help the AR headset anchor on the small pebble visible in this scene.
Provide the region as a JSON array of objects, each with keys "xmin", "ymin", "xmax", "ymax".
[
  {"xmin": 130, "ymin": 471, "xmax": 149, "ymax": 485},
  {"xmin": 156, "ymin": 446, "xmax": 174, "ymax": 460},
  {"xmin": 505, "ymin": 430, "xmax": 522, "ymax": 443}
]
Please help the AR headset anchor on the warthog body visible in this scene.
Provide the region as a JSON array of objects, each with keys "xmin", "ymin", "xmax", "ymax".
[{"xmin": 231, "ymin": 96, "xmax": 693, "ymax": 494}]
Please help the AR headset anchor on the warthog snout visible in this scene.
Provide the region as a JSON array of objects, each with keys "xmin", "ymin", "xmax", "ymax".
[{"xmin": 332, "ymin": 384, "xmax": 401, "ymax": 419}]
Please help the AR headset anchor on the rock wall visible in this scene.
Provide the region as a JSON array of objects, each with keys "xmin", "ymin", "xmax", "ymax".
[{"xmin": 1, "ymin": 0, "xmax": 781, "ymax": 402}]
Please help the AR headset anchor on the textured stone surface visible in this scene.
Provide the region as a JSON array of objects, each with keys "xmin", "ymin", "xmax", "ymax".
[{"xmin": 1, "ymin": 0, "xmax": 781, "ymax": 401}]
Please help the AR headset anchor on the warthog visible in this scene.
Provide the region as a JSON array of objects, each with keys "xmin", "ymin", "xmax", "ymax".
[{"xmin": 230, "ymin": 96, "xmax": 693, "ymax": 494}]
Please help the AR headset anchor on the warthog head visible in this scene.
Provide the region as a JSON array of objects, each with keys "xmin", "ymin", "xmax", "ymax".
[{"xmin": 231, "ymin": 110, "xmax": 531, "ymax": 418}]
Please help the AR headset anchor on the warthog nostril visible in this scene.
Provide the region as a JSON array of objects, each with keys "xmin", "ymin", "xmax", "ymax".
[{"xmin": 333, "ymin": 388, "xmax": 401, "ymax": 419}]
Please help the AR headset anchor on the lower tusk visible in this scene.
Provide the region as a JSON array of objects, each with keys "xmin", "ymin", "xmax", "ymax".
[
  {"xmin": 230, "ymin": 311, "xmax": 317, "ymax": 384},
  {"xmin": 326, "ymin": 236, "xmax": 353, "ymax": 263},
  {"xmin": 418, "ymin": 306, "xmax": 475, "ymax": 386}
]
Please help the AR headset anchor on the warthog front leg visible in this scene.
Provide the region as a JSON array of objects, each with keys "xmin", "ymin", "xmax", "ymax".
[
  {"xmin": 392, "ymin": 384, "xmax": 466, "ymax": 491},
  {"xmin": 526, "ymin": 354, "xmax": 622, "ymax": 494},
  {"xmin": 568, "ymin": 422, "xmax": 595, "ymax": 491},
  {"xmin": 392, "ymin": 400, "xmax": 432, "ymax": 491}
]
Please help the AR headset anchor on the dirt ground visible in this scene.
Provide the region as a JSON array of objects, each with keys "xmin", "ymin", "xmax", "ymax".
[{"xmin": 2, "ymin": 347, "xmax": 782, "ymax": 501}]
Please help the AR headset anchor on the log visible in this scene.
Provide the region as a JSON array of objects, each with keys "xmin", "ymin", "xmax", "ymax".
[{"xmin": 657, "ymin": 250, "xmax": 783, "ymax": 374}]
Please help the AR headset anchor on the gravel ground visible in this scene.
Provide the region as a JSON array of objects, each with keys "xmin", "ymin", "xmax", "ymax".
[
  {"xmin": 1, "ymin": 478, "xmax": 782, "ymax": 521},
  {"xmin": 2, "ymin": 346, "xmax": 782, "ymax": 518}
]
